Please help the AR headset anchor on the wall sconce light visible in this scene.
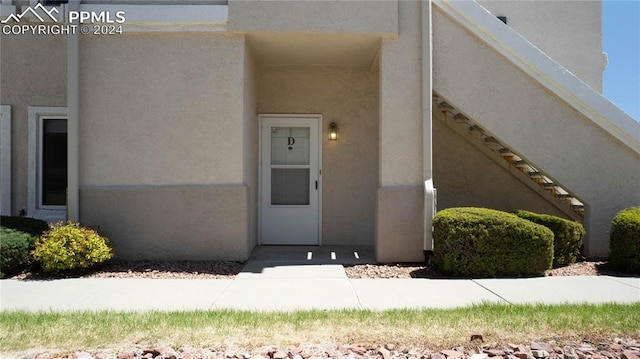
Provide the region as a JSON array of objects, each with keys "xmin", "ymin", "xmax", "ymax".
[{"xmin": 328, "ymin": 122, "xmax": 338, "ymax": 141}]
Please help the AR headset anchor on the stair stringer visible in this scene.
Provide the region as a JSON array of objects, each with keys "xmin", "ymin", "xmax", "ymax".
[
  {"xmin": 432, "ymin": 1, "xmax": 640, "ymax": 257},
  {"xmin": 433, "ymin": 95, "xmax": 583, "ymax": 222}
]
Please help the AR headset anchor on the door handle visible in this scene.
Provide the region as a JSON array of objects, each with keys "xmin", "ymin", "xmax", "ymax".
[{"xmin": 315, "ymin": 180, "xmax": 318, "ymax": 190}]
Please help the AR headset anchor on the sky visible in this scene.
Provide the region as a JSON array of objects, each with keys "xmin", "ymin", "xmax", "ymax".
[{"xmin": 602, "ymin": 0, "xmax": 640, "ymax": 121}]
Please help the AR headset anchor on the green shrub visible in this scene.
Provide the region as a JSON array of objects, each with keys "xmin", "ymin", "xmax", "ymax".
[
  {"xmin": 0, "ymin": 228, "xmax": 37, "ymax": 278},
  {"xmin": 1, "ymin": 216, "xmax": 48, "ymax": 237},
  {"xmin": 33, "ymin": 222, "xmax": 114, "ymax": 274},
  {"xmin": 609, "ymin": 207, "xmax": 640, "ymax": 273},
  {"xmin": 433, "ymin": 207, "xmax": 554, "ymax": 277},
  {"xmin": 515, "ymin": 210, "xmax": 585, "ymax": 268},
  {"xmin": 0, "ymin": 216, "xmax": 51, "ymax": 278}
]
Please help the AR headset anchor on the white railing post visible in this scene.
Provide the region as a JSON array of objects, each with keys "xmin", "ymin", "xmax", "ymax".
[
  {"xmin": 66, "ymin": 0, "xmax": 80, "ymax": 222},
  {"xmin": 422, "ymin": 0, "xmax": 437, "ymax": 263},
  {"xmin": 424, "ymin": 180, "xmax": 437, "ymax": 260}
]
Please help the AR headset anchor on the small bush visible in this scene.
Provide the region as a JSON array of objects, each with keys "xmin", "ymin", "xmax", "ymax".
[
  {"xmin": 0, "ymin": 228, "xmax": 37, "ymax": 278},
  {"xmin": 609, "ymin": 207, "xmax": 640, "ymax": 273},
  {"xmin": 33, "ymin": 222, "xmax": 114, "ymax": 274},
  {"xmin": 1, "ymin": 216, "xmax": 48, "ymax": 237},
  {"xmin": 515, "ymin": 210, "xmax": 585, "ymax": 268},
  {"xmin": 433, "ymin": 207, "xmax": 554, "ymax": 277}
]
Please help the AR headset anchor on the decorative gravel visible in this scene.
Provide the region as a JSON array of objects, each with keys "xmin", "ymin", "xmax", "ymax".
[
  {"xmin": 345, "ymin": 259, "xmax": 630, "ymax": 278},
  {"xmin": 344, "ymin": 259, "xmax": 622, "ymax": 279},
  {"xmin": 10, "ymin": 258, "xmax": 628, "ymax": 280},
  {"xmin": 5, "ymin": 338, "xmax": 640, "ymax": 359},
  {"xmin": 11, "ymin": 261, "xmax": 246, "ymax": 280}
]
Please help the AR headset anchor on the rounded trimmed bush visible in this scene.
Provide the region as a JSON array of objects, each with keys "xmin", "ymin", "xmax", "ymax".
[
  {"xmin": 515, "ymin": 210, "xmax": 585, "ymax": 268},
  {"xmin": 0, "ymin": 228, "xmax": 37, "ymax": 278},
  {"xmin": 33, "ymin": 222, "xmax": 114, "ymax": 274},
  {"xmin": 609, "ymin": 207, "xmax": 640, "ymax": 273},
  {"xmin": 1, "ymin": 216, "xmax": 48, "ymax": 237},
  {"xmin": 434, "ymin": 207, "xmax": 554, "ymax": 277}
]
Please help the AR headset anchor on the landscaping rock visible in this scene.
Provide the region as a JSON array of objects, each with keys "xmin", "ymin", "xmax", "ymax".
[
  {"xmin": 117, "ymin": 352, "xmax": 135, "ymax": 359},
  {"xmin": 95, "ymin": 353, "xmax": 114, "ymax": 359},
  {"xmin": 144, "ymin": 349, "xmax": 162, "ymax": 358},
  {"xmin": 531, "ymin": 350, "xmax": 549, "ymax": 358},
  {"xmin": 533, "ymin": 344, "xmax": 553, "ymax": 353},
  {"xmin": 441, "ymin": 350, "xmax": 464, "ymax": 358},
  {"xmin": 351, "ymin": 347, "xmax": 368, "ymax": 355},
  {"xmin": 378, "ymin": 347, "xmax": 391, "ymax": 359},
  {"xmin": 470, "ymin": 335, "xmax": 484, "ymax": 342},
  {"xmin": 622, "ymin": 351, "xmax": 640, "ymax": 359},
  {"xmin": 514, "ymin": 352, "xmax": 535, "ymax": 359},
  {"xmin": 74, "ymin": 352, "xmax": 94, "ymax": 359},
  {"xmin": 14, "ymin": 339, "xmax": 640, "ymax": 359},
  {"xmin": 484, "ymin": 350, "xmax": 505, "ymax": 356}
]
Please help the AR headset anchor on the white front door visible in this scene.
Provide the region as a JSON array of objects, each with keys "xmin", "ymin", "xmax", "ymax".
[{"xmin": 260, "ymin": 115, "xmax": 321, "ymax": 245}]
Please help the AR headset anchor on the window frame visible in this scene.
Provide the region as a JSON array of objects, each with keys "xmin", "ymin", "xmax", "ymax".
[{"xmin": 28, "ymin": 106, "xmax": 68, "ymax": 222}]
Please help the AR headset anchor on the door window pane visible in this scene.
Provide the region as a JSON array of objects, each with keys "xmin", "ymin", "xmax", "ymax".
[
  {"xmin": 271, "ymin": 127, "xmax": 310, "ymax": 165},
  {"xmin": 271, "ymin": 168, "xmax": 310, "ymax": 205},
  {"xmin": 42, "ymin": 119, "xmax": 67, "ymax": 206}
]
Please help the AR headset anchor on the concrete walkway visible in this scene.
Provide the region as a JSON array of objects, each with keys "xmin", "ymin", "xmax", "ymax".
[{"xmin": 1, "ymin": 247, "xmax": 638, "ymax": 312}]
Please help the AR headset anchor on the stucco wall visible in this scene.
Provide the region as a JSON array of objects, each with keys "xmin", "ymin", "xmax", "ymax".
[
  {"xmin": 243, "ymin": 41, "xmax": 258, "ymax": 255},
  {"xmin": 0, "ymin": 33, "xmax": 67, "ymax": 216},
  {"xmin": 379, "ymin": 0, "xmax": 422, "ymax": 187},
  {"xmin": 80, "ymin": 186, "xmax": 249, "ymax": 261},
  {"xmin": 433, "ymin": 7, "xmax": 640, "ymax": 256},
  {"xmin": 257, "ymin": 65, "xmax": 379, "ymax": 246},
  {"xmin": 228, "ymin": 0, "xmax": 398, "ymax": 36},
  {"xmin": 477, "ymin": 0, "xmax": 606, "ymax": 92},
  {"xmin": 78, "ymin": 32, "xmax": 254, "ymax": 260},
  {"xmin": 79, "ymin": 33, "xmax": 246, "ymax": 186},
  {"xmin": 376, "ymin": 187, "xmax": 424, "ymax": 263},
  {"xmin": 376, "ymin": 0, "xmax": 424, "ymax": 262}
]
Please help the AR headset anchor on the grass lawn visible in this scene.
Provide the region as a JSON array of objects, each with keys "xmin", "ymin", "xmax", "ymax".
[{"xmin": 1, "ymin": 303, "xmax": 638, "ymax": 352}]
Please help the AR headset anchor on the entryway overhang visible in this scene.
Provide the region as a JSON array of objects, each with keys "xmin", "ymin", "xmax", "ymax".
[{"xmin": 246, "ymin": 32, "xmax": 382, "ymax": 68}]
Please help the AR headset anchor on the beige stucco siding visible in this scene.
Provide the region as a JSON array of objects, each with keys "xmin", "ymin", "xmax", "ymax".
[
  {"xmin": 78, "ymin": 32, "xmax": 254, "ymax": 260},
  {"xmin": 81, "ymin": 185, "xmax": 249, "ymax": 261},
  {"xmin": 228, "ymin": 0, "xmax": 398, "ymax": 36},
  {"xmin": 376, "ymin": 187, "xmax": 424, "ymax": 263},
  {"xmin": 0, "ymin": 33, "xmax": 67, "ymax": 216},
  {"xmin": 258, "ymin": 65, "xmax": 379, "ymax": 246},
  {"xmin": 379, "ymin": 0, "xmax": 422, "ymax": 187},
  {"xmin": 375, "ymin": 0, "xmax": 424, "ymax": 262},
  {"xmin": 243, "ymin": 41, "xmax": 258, "ymax": 255},
  {"xmin": 79, "ymin": 33, "xmax": 246, "ymax": 186},
  {"xmin": 477, "ymin": 0, "xmax": 606, "ymax": 92}
]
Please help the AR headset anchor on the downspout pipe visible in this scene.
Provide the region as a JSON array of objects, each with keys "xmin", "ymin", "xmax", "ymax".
[
  {"xmin": 67, "ymin": 0, "xmax": 80, "ymax": 222},
  {"xmin": 422, "ymin": 0, "xmax": 437, "ymax": 264}
]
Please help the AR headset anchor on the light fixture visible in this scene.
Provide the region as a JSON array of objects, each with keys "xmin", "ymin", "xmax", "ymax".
[{"xmin": 328, "ymin": 122, "xmax": 338, "ymax": 141}]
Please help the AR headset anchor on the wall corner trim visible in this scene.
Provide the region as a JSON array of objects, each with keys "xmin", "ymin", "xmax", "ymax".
[{"xmin": 0, "ymin": 105, "xmax": 11, "ymax": 216}]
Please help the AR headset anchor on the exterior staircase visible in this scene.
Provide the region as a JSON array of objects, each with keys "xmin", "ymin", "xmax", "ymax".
[
  {"xmin": 434, "ymin": 93, "xmax": 584, "ymax": 221},
  {"xmin": 431, "ymin": 0, "xmax": 640, "ymax": 257}
]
